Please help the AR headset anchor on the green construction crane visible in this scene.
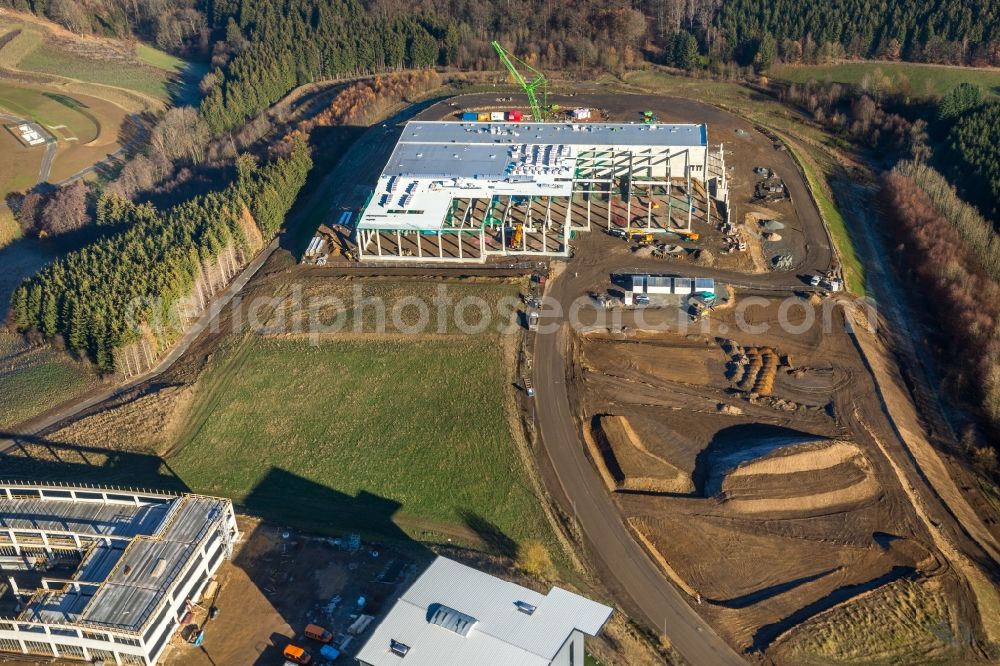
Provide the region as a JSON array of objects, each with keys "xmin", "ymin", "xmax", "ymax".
[{"xmin": 492, "ymin": 40, "xmax": 547, "ymax": 121}]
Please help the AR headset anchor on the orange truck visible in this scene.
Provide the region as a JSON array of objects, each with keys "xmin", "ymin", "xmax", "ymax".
[
  {"xmin": 283, "ymin": 644, "xmax": 312, "ymax": 664},
  {"xmin": 305, "ymin": 624, "xmax": 333, "ymax": 643}
]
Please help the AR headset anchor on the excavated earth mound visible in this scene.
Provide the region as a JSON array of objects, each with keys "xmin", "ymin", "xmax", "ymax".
[
  {"xmin": 711, "ymin": 439, "xmax": 880, "ymax": 515},
  {"xmin": 591, "ymin": 415, "xmax": 695, "ymax": 494}
]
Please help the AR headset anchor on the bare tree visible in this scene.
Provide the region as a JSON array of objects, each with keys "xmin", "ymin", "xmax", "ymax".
[{"xmin": 39, "ymin": 181, "xmax": 90, "ymax": 235}]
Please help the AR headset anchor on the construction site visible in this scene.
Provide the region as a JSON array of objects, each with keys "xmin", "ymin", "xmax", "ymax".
[
  {"xmin": 0, "ymin": 483, "xmax": 238, "ymax": 665},
  {"xmin": 4, "ymin": 36, "xmax": 999, "ymax": 666}
]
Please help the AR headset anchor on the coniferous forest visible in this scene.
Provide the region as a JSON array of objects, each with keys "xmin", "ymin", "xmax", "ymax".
[{"xmin": 10, "ymin": 139, "xmax": 312, "ymax": 371}]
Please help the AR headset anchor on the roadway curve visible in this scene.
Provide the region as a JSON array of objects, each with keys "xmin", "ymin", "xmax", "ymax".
[{"xmin": 533, "ymin": 269, "xmax": 746, "ymax": 666}]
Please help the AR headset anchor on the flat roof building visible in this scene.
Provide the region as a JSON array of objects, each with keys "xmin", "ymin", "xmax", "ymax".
[
  {"xmin": 357, "ymin": 556, "xmax": 612, "ymax": 666},
  {"xmin": 354, "ymin": 120, "xmax": 729, "ymax": 263},
  {"xmin": 0, "ymin": 483, "xmax": 238, "ymax": 665}
]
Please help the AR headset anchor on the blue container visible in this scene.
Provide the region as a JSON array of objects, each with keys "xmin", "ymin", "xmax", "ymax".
[{"xmin": 461, "ymin": 112, "xmax": 478, "ymax": 121}]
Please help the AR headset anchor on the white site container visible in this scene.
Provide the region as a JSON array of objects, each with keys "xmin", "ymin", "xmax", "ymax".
[
  {"xmin": 673, "ymin": 278, "xmax": 693, "ymax": 295},
  {"xmin": 647, "ymin": 276, "xmax": 672, "ymax": 294}
]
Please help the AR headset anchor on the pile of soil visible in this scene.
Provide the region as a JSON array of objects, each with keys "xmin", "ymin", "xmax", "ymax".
[{"xmin": 592, "ymin": 415, "xmax": 695, "ymax": 494}]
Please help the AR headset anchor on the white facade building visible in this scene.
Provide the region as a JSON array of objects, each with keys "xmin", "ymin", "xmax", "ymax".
[
  {"xmin": 357, "ymin": 556, "xmax": 612, "ymax": 666},
  {"xmin": 0, "ymin": 483, "xmax": 239, "ymax": 665}
]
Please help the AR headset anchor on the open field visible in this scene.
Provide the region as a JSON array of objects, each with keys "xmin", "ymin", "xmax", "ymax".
[
  {"xmin": 167, "ymin": 335, "xmax": 552, "ymax": 543},
  {"xmin": 26, "ymin": 276, "xmax": 556, "ymax": 554},
  {"xmin": 0, "ymin": 331, "xmax": 98, "ymax": 429},
  {"xmin": 0, "ymin": 81, "xmax": 97, "ymax": 139},
  {"xmin": 0, "ymin": 13, "xmax": 183, "ymax": 104},
  {"xmin": 136, "ymin": 43, "xmax": 186, "ymax": 72},
  {"xmin": 0, "ymin": 80, "xmax": 129, "ymax": 191},
  {"xmin": 0, "ymin": 206, "xmax": 18, "ymax": 247},
  {"xmin": 770, "ymin": 574, "xmax": 970, "ymax": 665},
  {"xmin": 771, "ymin": 62, "xmax": 1000, "ymax": 98}
]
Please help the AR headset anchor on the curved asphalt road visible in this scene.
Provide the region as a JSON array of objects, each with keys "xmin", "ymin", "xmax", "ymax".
[{"xmin": 533, "ymin": 272, "xmax": 747, "ymax": 666}]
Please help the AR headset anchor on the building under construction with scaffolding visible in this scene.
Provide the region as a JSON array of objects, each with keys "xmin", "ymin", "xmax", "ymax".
[
  {"xmin": 355, "ymin": 120, "xmax": 729, "ymax": 262},
  {"xmin": 0, "ymin": 483, "xmax": 238, "ymax": 665}
]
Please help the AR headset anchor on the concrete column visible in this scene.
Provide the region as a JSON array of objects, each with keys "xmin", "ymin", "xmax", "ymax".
[
  {"xmin": 438, "ymin": 232, "xmax": 444, "ymax": 258},
  {"xmin": 458, "ymin": 232, "xmax": 463, "ymax": 259},
  {"xmin": 376, "ymin": 232, "xmax": 383, "ymax": 257},
  {"xmin": 395, "ymin": 230, "xmax": 402, "ymax": 257},
  {"xmin": 606, "ymin": 182, "xmax": 612, "ymax": 229}
]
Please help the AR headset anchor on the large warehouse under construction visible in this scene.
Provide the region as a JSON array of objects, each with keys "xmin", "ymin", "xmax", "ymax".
[
  {"xmin": 355, "ymin": 120, "xmax": 729, "ymax": 262},
  {"xmin": 0, "ymin": 483, "xmax": 238, "ymax": 665}
]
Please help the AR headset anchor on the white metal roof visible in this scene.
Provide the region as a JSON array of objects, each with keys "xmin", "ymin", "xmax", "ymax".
[
  {"xmin": 357, "ymin": 557, "xmax": 612, "ymax": 666},
  {"xmin": 401, "ymin": 121, "xmax": 707, "ymax": 149}
]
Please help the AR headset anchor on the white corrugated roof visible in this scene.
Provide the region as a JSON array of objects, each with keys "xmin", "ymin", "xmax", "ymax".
[{"xmin": 357, "ymin": 557, "xmax": 612, "ymax": 666}]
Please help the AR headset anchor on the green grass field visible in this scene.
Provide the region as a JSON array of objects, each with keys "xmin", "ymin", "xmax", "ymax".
[
  {"xmin": 1, "ymin": 16, "xmax": 183, "ymax": 104},
  {"xmin": 17, "ymin": 48, "xmax": 174, "ymax": 101},
  {"xmin": 0, "ymin": 82, "xmax": 98, "ymax": 139},
  {"xmin": 167, "ymin": 332, "xmax": 552, "ymax": 548},
  {"xmin": 136, "ymin": 43, "xmax": 186, "ymax": 72},
  {"xmin": 770, "ymin": 62, "xmax": 1000, "ymax": 98},
  {"xmin": 0, "ymin": 333, "xmax": 98, "ymax": 429}
]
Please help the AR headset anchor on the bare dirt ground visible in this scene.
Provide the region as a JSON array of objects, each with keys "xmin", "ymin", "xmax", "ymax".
[
  {"xmin": 566, "ymin": 295, "xmax": 985, "ymax": 661},
  {"xmin": 159, "ymin": 517, "xmax": 418, "ymax": 666}
]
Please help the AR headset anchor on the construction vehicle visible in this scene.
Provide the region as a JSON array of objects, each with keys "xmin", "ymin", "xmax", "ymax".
[
  {"xmin": 668, "ymin": 228, "xmax": 701, "ymax": 241},
  {"xmin": 284, "ymin": 644, "xmax": 312, "ymax": 664},
  {"xmin": 305, "ymin": 624, "xmax": 333, "ymax": 643},
  {"xmin": 509, "ymin": 223, "xmax": 523, "ymax": 248},
  {"xmin": 627, "ymin": 230, "xmax": 655, "ymax": 245},
  {"xmin": 492, "ymin": 41, "xmax": 548, "ymax": 121}
]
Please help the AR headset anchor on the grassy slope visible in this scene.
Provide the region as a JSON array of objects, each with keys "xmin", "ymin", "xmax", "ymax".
[
  {"xmin": 168, "ymin": 331, "xmax": 551, "ymax": 546},
  {"xmin": 771, "ymin": 62, "xmax": 1000, "ymax": 98},
  {"xmin": 136, "ymin": 43, "xmax": 185, "ymax": 72},
  {"xmin": 772, "ymin": 577, "xmax": 965, "ymax": 664},
  {"xmin": 0, "ymin": 14, "xmax": 181, "ymax": 106},
  {"xmin": 0, "ymin": 332, "xmax": 98, "ymax": 429},
  {"xmin": 0, "ymin": 81, "xmax": 98, "ymax": 138}
]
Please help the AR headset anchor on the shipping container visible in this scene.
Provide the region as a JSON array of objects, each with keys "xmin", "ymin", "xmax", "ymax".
[
  {"xmin": 508, "ymin": 110, "xmax": 523, "ymax": 122},
  {"xmin": 477, "ymin": 112, "xmax": 490, "ymax": 121},
  {"xmin": 490, "ymin": 111, "xmax": 506, "ymax": 121},
  {"xmin": 461, "ymin": 112, "xmax": 478, "ymax": 121},
  {"xmin": 647, "ymin": 276, "xmax": 672, "ymax": 294},
  {"xmin": 673, "ymin": 278, "xmax": 693, "ymax": 295},
  {"xmin": 694, "ymin": 278, "xmax": 716, "ymax": 295}
]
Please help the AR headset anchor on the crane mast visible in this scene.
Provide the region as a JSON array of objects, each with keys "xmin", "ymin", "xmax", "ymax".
[{"xmin": 491, "ymin": 40, "xmax": 548, "ymax": 121}]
